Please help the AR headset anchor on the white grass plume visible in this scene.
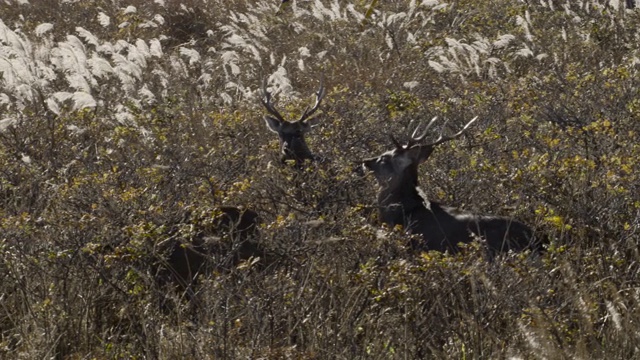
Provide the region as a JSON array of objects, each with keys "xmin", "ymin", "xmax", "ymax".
[
  {"xmin": 179, "ymin": 47, "xmax": 201, "ymax": 66},
  {"xmin": 97, "ymin": 12, "xmax": 110, "ymax": 27},
  {"xmin": 34, "ymin": 23, "xmax": 54, "ymax": 37}
]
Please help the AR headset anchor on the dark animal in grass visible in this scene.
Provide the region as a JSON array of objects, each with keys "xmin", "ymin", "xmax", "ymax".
[
  {"xmin": 362, "ymin": 117, "xmax": 545, "ymax": 256},
  {"xmin": 260, "ymin": 77, "xmax": 326, "ymax": 167},
  {"xmin": 157, "ymin": 206, "xmax": 262, "ymax": 305}
]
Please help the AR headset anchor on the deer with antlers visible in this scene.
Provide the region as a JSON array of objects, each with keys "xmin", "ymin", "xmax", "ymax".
[
  {"xmin": 260, "ymin": 77, "xmax": 326, "ymax": 166},
  {"xmin": 362, "ymin": 117, "xmax": 544, "ymax": 255}
]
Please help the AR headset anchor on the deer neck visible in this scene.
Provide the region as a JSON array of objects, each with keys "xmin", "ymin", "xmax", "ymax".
[
  {"xmin": 282, "ymin": 139, "xmax": 314, "ymax": 164},
  {"xmin": 377, "ymin": 175, "xmax": 426, "ymax": 226}
]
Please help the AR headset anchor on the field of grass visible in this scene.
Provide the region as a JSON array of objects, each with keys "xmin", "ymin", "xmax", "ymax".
[{"xmin": 1, "ymin": 0, "xmax": 640, "ymax": 358}]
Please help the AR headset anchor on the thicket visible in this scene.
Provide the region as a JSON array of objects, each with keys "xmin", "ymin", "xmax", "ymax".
[{"xmin": 1, "ymin": 0, "xmax": 640, "ymax": 358}]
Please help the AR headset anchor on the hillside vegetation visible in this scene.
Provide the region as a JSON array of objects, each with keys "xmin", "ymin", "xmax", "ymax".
[{"xmin": 1, "ymin": 0, "xmax": 640, "ymax": 358}]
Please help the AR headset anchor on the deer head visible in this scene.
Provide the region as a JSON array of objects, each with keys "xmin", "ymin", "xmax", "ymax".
[
  {"xmin": 261, "ymin": 77, "xmax": 326, "ymax": 166},
  {"xmin": 362, "ymin": 116, "xmax": 478, "ymax": 192}
]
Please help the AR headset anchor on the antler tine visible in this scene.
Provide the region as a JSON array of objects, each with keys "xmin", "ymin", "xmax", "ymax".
[
  {"xmin": 433, "ymin": 117, "xmax": 451, "ymax": 142},
  {"xmin": 298, "ymin": 76, "xmax": 326, "ymax": 122},
  {"xmin": 426, "ymin": 116, "xmax": 479, "ymax": 147},
  {"xmin": 390, "ymin": 135, "xmax": 403, "ymax": 150},
  {"xmin": 410, "ymin": 116, "xmax": 439, "ymax": 142},
  {"xmin": 261, "ymin": 78, "xmax": 286, "ymax": 122}
]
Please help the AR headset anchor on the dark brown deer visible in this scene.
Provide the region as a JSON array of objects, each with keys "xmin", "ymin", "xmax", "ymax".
[
  {"xmin": 260, "ymin": 77, "xmax": 326, "ymax": 166},
  {"xmin": 362, "ymin": 117, "xmax": 544, "ymax": 256},
  {"xmin": 158, "ymin": 206, "xmax": 262, "ymax": 303}
]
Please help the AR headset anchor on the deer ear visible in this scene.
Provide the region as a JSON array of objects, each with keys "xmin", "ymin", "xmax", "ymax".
[{"xmin": 264, "ymin": 116, "xmax": 282, "ymax": 133}]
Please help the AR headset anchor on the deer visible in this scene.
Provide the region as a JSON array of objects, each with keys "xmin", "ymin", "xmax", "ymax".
[
  {"xmin": 260, "ymin": 77, "xmax": 326, "ymax": 166},
  {"xmin": 361, "ymin": 116, "xmax": 545, "ymax": 256},
  {"xmin": 157, "ymin": 206, "xmax": 263, "ymax": 308}
]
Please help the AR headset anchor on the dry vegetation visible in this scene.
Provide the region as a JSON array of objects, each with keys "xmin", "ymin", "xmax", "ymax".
[{"xmin": 1, "ymin": 0, "xmax": 640, "ymax": 358}]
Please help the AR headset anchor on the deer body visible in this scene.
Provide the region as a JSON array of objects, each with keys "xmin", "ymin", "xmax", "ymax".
[
  {"xmin": 159, "ymin": 206, "xmax": 262, "ymax": 295},
  {"xmin": 363, "ymin": 117, "xmax": 543, "ymax": 255},
  {"xmin": 376, "ymin": 183, "xmax": 536, "ymax": 254}
]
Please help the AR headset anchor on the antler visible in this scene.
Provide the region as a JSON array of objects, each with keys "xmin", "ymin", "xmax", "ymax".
[
  {"xmin": 410, "ymin": 116, "xmax": 439, "ymax": 143},
  {"xmin": 423, "ymin": 116, "xmax": 478, "ymax": 147},
  {"xmin": 390, "ymin": 116, "xmax": 439, "ymax": 150},
  {"xmin": 298, "ymin": 76, "xmax": 326, "ymax": 122},
  {"xmin": 260, "ymin": 78, "xmax": 286, "ymax": 122},
  {"xmin": 403, "ymin": 116, "xmax": 477, "ymax": 148}
]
